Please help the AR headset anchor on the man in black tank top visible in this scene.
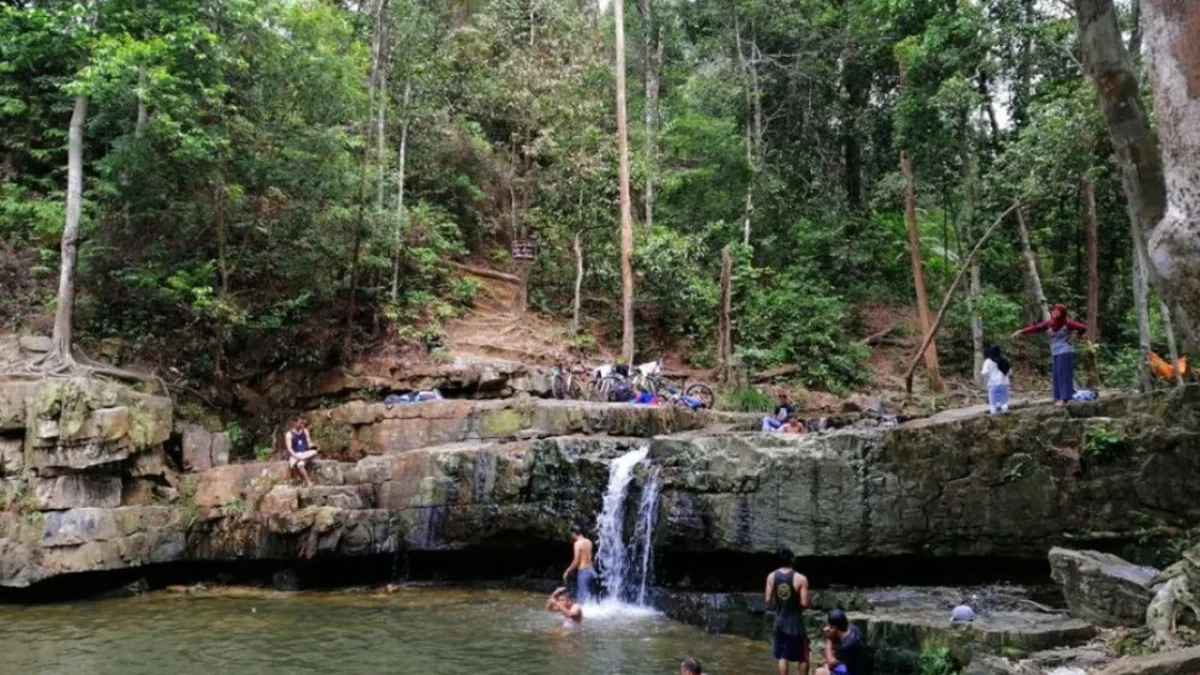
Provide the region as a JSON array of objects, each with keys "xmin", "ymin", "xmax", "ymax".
[{"xmin": 765, "ymin": 546, "xmax": 810, "ymax": 675}]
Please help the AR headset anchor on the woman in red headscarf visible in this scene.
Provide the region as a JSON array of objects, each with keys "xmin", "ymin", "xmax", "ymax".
[{"xmin": 1011, "ymin": 304, "xmax": 1088, "ymax": 406}]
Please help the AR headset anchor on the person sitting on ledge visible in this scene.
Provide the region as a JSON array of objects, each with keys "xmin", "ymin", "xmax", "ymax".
[
  {"xmin": 762, "ymin": 392, "xmax": 797, "ymax": 432},
  {"xmin": 284, "ymin": 415, "xmax": 319, "ymax": 488},
  {"xmin": 816, "ymin": 609, "xmax": 872, "ymax": 675},
  {"xmin": 546, "ymin": 586, "xmax": 582, "ymax": 625}
]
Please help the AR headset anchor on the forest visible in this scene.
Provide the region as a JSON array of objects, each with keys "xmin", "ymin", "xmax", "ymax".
[{"xmin": 1, "ymin": 0, "xmax": 1198, "ymax": 404}]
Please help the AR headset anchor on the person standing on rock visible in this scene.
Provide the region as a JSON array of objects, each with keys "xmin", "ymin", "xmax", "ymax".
[
  {"xmin": 285, "ymin": 415, "xmax": 318, "ymax": 488},
  {"xmin": 563, "ymin": 525, "xmax": 596, "ymax": 603},
  {"xmin": 1011, "ymin": 303, "xmax": 1088, "ymax": 407},
  {"xmin": 765, "ymin": 546, "xmax": 810, "ymax": 675}
]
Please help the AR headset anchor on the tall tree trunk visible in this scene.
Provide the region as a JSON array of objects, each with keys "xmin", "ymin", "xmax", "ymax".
[
  {"xmin": 900, "ymin": 151, "xmax": 942, "ymax": 391},
  {"xmin": 717, "ymin": 245, "xmax": 733, "ymax": 383},
  {"xmin": 1132, "ymin": 240, "xmax": 1154, "ymax": 392},
  {"xmin": 1082, "ymin": 180, "xmax": 1100, "ymax": 343},
  {"xmin": 841, "ymin": 48, "xmax": 866, "ymax": 211},
  {"xmin": 390, "ymin": 80, "xmax": 411, "ymax": 303},
  {"xmin": 1015, "ymin": 205, "xmax": 1051, "ymax": 319},
  {"xmin": 614, "ymin": 0, "xmax": 636, "ymax": 365},
  {"xmin": 49, "ymin": 94, "xmax": 88, "ymax": 366},
  {"xmin": 962, "ymin": 145, "xmax": 983, "ymax": 379},
  {"xmin": 1142, "ymin": 0, "xmax": 1200, "ymax": 346},
  {"xmin": 734, "ymin": 16, "xmax": 761, "ymax": 247},
  {"xmin": 638, "ymin": 0, "xmax": 661, "ymax": 230},
  {"xmin": 376, "ymin": 7, "xmax": 389, "ymax": 215},
  {"xmin": 1072, "ymin": 0, "xmax": 1196, "ymax": 340},
  {"xmin": 572, "ymin": 230, "xmax": 584, "ymax": 334},
  {"xmin": 1129, "ymin": 0, "xmax": 1142, "ymax": 62}
]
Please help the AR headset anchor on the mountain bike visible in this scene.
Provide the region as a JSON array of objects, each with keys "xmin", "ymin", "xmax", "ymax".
[{"xmin": 551, "ymin": 362, "xmax": 587, "ymax": 400}]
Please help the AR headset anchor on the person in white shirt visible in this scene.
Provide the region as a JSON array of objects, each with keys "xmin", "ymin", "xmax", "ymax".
[{"xmin": 981, "ymin": 344, "xmax": 1012, "ymax": 415}]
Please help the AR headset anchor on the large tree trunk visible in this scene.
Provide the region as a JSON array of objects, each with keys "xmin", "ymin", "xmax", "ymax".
[
  {"xmin": 614, "ymin": 0, "xmax": 636, "ymax": 365},
  {"xmin": 734, "ymin": 16, "xmax": 761, "ymax": 248},
  {"xmin": 390, "ymin": 80, "xmax": 411, "ymax": 303},
  {"xmin": 375, "ymin": 0, "xmax": 390, "ymax": 214},
  {"xmin": 49, "ymin": 94, "xmax": 89, "ymax": 366},
  {"xmin": 1161, "ymin": 297, "xmax": 1184, "ymax": 386},
  {"xmin": 1015, "ymin": 205, "xmax": 1051, "ymax": 319},
  {"xmin": 1073, "ymin": 0, "xmax": 1198, "ymax": 340},
  {"xmin": 900, "ymin": 151, "xmax": 942, "ymax": 391},
  {"xmin": 1142, "ymin": 0, "xmax": 1200, "ymax": 346}
]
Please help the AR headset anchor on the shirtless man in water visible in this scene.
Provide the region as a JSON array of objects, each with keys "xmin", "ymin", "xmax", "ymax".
[
  {"xmin": 562, "ymin": 525, "xmax": 596, "ymax": 603},
  {"xmin": 546, "ymin": 587, "xmax": 583, "ymax": 624}
]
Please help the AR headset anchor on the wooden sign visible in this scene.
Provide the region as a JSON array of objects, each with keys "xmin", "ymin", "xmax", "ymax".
[{"xmin": 511, "ymin": 240, "xmax": 536, "ymax": 262}]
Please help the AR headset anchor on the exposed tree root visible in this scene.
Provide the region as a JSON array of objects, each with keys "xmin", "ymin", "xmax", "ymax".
[{"xmin": 1, "ymin": 345, "xmax": 169, "ymax": 396}]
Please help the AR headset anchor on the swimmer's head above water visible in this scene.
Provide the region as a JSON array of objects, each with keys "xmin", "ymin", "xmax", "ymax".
[{"xmin": 680, "ymin": 657, "xmax": 704, "ymax": 675}]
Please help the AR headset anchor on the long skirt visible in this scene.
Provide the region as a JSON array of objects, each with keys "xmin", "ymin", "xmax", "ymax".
[{"xmin": 1052, "ymin": 352, "xmax": 1075, "ymax": 402}]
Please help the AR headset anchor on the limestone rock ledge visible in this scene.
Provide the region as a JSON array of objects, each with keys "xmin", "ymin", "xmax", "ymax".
[{"xmin": 654, "ymin": 387, "xmax": 1200, "ymax": 559}]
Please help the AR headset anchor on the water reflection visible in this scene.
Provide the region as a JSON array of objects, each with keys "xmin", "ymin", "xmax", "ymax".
[{"xmin": 0, "ymin": 588, "xmax": 765, "ymax": 675}]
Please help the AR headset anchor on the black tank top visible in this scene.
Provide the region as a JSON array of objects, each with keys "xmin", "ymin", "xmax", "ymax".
[{"xmin": 773, "ymin": 569, "xmax": 805, "ymax": 636}]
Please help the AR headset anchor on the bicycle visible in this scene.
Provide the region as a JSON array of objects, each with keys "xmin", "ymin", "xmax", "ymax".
[{"xmin": 550, "ymin": 362, "xmax": 587, "ymax": 400}]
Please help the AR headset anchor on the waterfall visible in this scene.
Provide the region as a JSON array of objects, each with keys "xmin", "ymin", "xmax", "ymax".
[
  {"xmin": 593, "ymin": 446, "xmax": 660, "ymax": 608},
  {"xmin": 630, "ymin": 466, "xmax": 661, "ymax": 606}
]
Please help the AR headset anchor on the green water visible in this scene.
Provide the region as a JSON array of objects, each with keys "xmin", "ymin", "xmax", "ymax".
[{"xmin": 0, "ymin": 587, "xmax": 767, "ymax": 675}]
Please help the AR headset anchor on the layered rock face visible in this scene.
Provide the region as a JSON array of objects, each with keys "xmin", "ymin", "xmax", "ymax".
[
  {"xmin": 4, "ymin": 376, "xmax": 1200, "ymax": 593},
  {"xmin": 654, "ymin": 388, "xmax": 1200, "ymax": 560},
  {"xmin": 0, "ymin": 377, "xmax": 179, "ymax": 587}
]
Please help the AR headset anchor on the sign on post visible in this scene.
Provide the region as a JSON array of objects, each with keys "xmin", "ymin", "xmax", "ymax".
[{"xmin": 511, "ymin": 240, "xmax": 536, "ymax": 262}]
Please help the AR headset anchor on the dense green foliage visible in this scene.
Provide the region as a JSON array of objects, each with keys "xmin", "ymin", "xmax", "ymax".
[{"xmin": 0, "ymin": 0, "xmax": 1179, "ymax": 396}]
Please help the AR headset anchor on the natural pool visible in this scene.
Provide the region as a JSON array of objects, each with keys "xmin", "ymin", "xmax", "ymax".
[{"xmin": 0, "ymin": 587, "xmax": 768, "ymax": 675}]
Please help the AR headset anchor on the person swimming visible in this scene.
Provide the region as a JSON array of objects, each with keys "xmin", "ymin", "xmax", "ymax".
[{"xmin": 546, "ymin": 586, "xmax": 583, "ymax": 626}]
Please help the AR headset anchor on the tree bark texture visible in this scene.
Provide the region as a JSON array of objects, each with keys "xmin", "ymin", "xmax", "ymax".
[
  {"xmin": 964, "ymin": 152, "xmax": 983, "ymax": 379},
  {"xmin": 1142, "ymin": 0, "xmax": 1200, "ymax": 346},
  {"xmin": 900, "ymin": 151, "xmax": 942, "ymax": 391},
  {"xmin": 614, "ymin": 0, "xmax": 637, "ymax": 365},
  {"xmin": 1015, "ymin": 205, "xmax": 1051, "ymax": 319},
  {"xmin": 51, "ymin": 94, "xmax": 89, "ymax": 364}
]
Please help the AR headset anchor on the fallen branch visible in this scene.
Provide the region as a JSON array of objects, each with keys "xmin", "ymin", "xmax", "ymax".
[
  {"xmin": 446, "ymin": 260, "xmax": 522, "ymax": 285},
  {"xmin": 904, "ymin": 201, "xmax": 1023, "ymax": 394},
  {"xmin": 858, "ymin": 322, "xmax": 898, "ymax": 347},
  {"xmin": 751, "ymin": 364, "xmax": 800, "ymax": 382}
]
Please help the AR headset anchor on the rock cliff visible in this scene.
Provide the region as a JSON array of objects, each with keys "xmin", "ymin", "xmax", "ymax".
[{"xmin": 3, "ymin": 376, "xmax": 1199, "ymax": 592}]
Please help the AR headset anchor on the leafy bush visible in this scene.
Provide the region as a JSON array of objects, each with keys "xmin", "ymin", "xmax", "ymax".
[
  {"xmin": 719, "ymin": 386, "xmax": 775, "ymax": 413},
  {"xmin": 1084, "ymin": 424, "xmax": 1130, "ymax": 463},
  {"xmin": 918, "ymin": 648, "xmax": 959, "ymax": 675}
]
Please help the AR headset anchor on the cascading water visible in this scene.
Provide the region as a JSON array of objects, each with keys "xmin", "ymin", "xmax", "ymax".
[
  {"xmin": 592, "ymin": 447, "xmax": 661, "ymax": 611},
  {"xmin": 630, "ymin": 466, "xmax": 661, "ymax": 606}
]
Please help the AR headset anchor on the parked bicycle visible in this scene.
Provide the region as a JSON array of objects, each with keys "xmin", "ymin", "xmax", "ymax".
[{"xmin": 550, "ymin": 362, "xmax": 587, "ymax": 401}]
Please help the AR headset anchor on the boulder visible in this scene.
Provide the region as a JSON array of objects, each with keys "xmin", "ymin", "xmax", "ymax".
[
  {"xmin": 0, "ymin": 435, "xmax": 22, "ymax": 475},
  {"xmin": 1097, "ymin": 646, "xmax": 1200, "ymax": 675},
  {"xmin": 210, "ymin": 432, "xmax": 231, "ymax": 467},
  {"xmin": 182, "ymin": 425, "xmax": 213, "ymax": 472},
  {"xmin": 1049, "ymin": 548, "xmax": 1158, "ymax": 627}
]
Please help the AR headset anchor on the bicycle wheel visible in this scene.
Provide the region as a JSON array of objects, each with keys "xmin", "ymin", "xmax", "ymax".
[
  {"xmin": 567, "ymin": 377, "xmax": 585, "ymax": 401},
  {"xmin": 685, "ymin": 383, "xmax": 714, "ymax": 409},
  {"xmin": 551, "ymin": 374, "xmax": 568, "ymax": 400},
  {"xmin": 599, "ymin": 375, "xmax": 624, "ymax": 402}
]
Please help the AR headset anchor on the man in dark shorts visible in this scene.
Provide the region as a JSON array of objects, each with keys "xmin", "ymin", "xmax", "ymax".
[
  {"xmin": 816, "ymin": 609, "xmax": 872, "ymax": 675},
  {"xmin": 765, "ymin": 546, "xmax": 810, "ymax": 675}
]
